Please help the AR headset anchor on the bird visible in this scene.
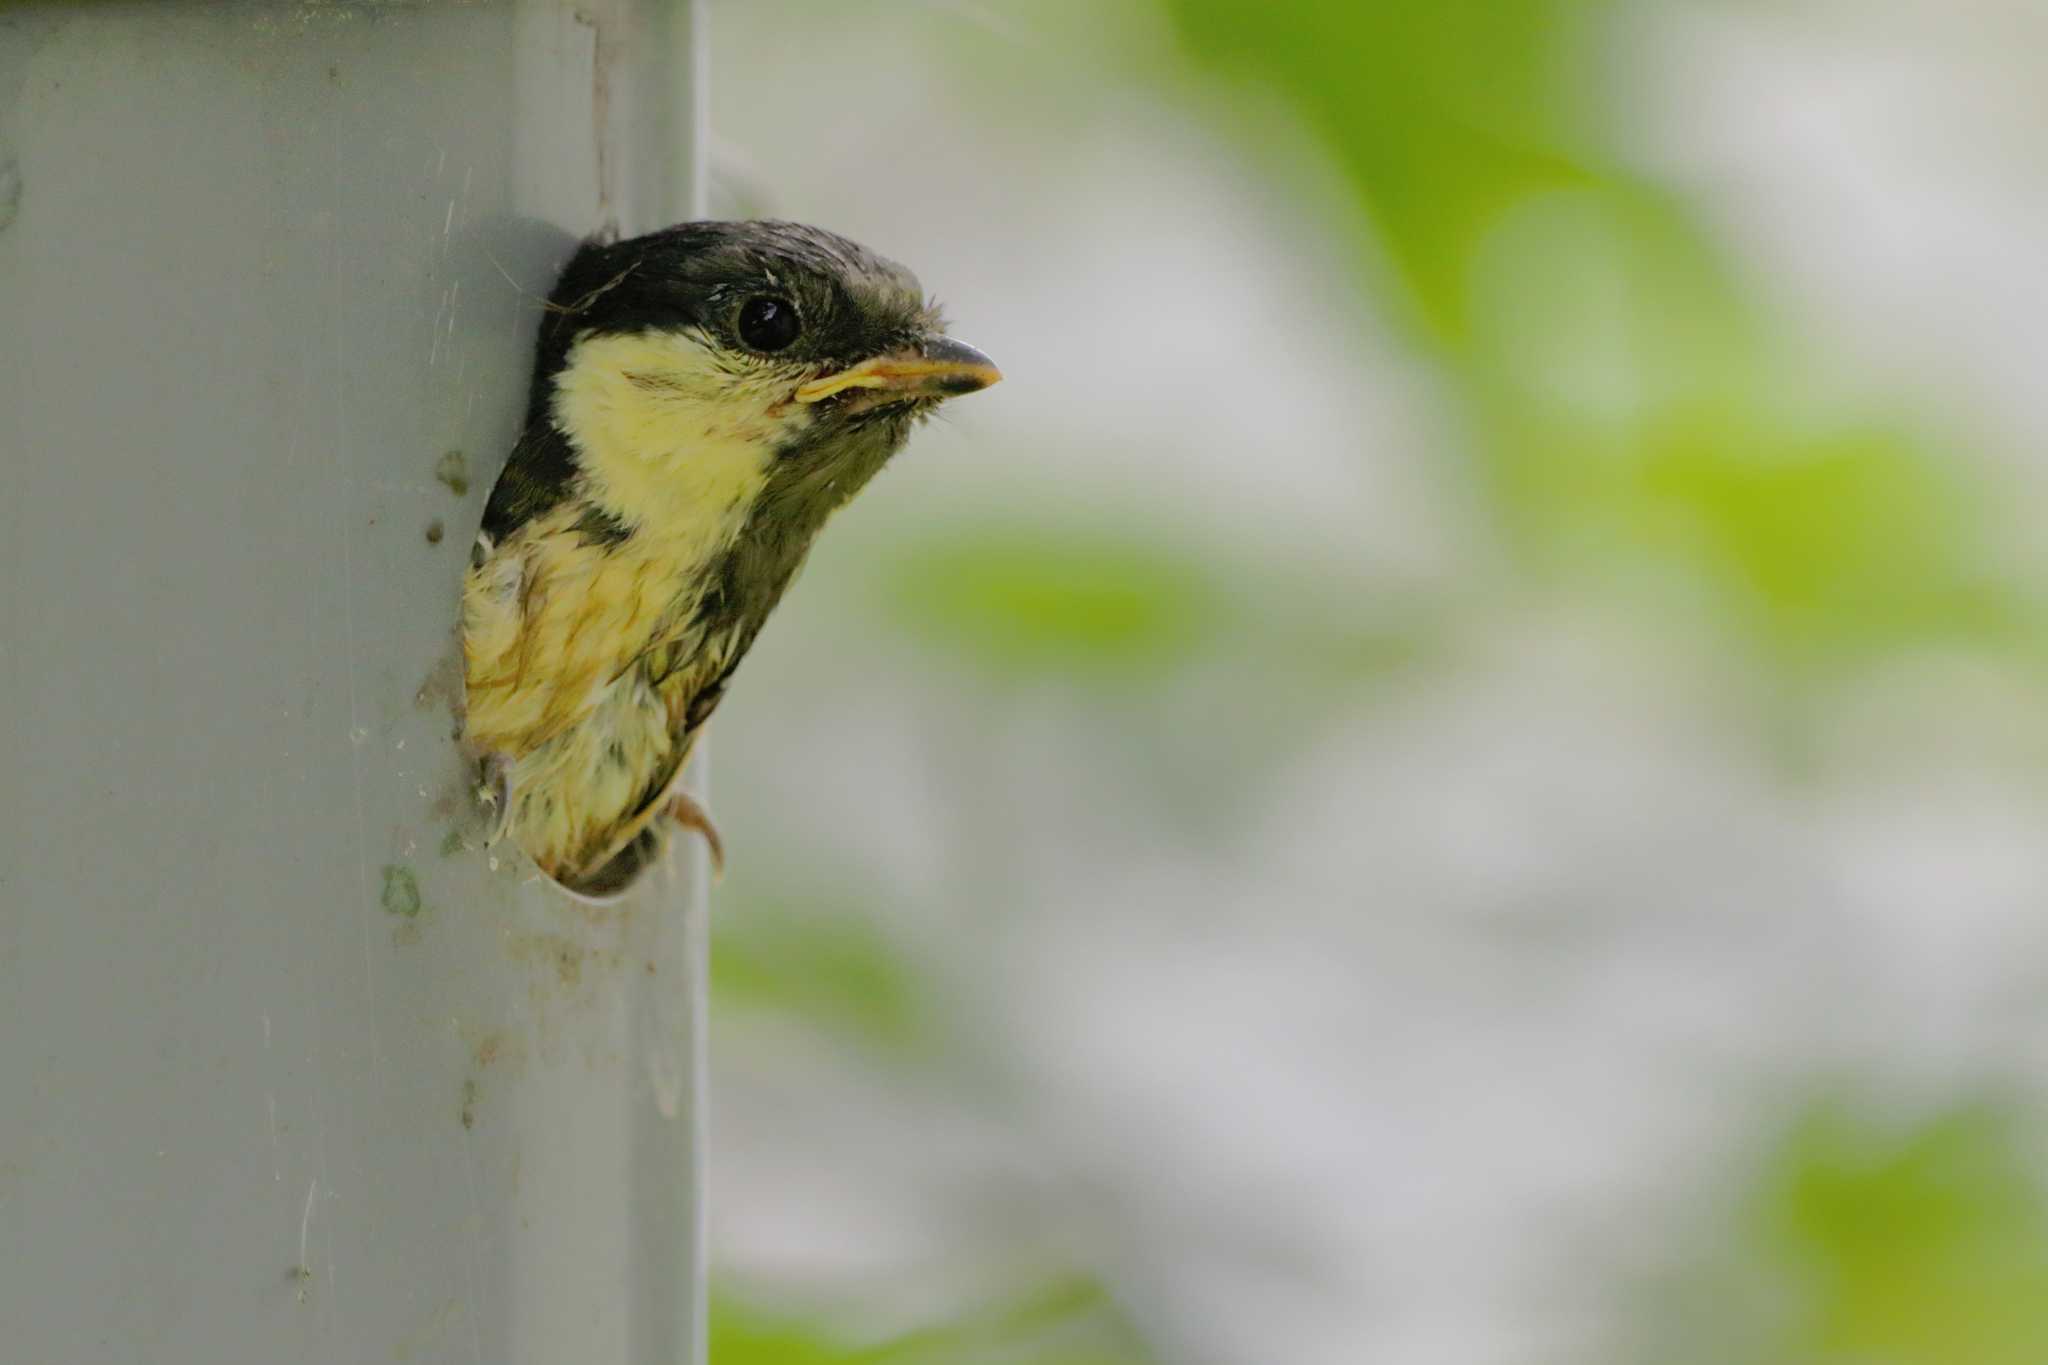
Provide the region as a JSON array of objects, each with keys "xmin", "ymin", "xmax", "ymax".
[{"xmin": 460, "ymin": 220, "xmax": 1001, "ymax": 900}]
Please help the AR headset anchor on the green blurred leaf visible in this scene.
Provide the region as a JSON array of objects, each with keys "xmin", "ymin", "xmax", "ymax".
[
  {"xmin": 711, "ymin": 1276, "xmax": 1152, "ymax": 1365},
  {"xmin": 1633, "ymin": 1097, "xmax": 2048, "ymax": 1365},
  {"xmin": 1167, "ymin": 0, "xmax": 1610, "ymax": 348},
  {"xmin": 1762, "ymin": 1101, "xmax": 2048, "ymax": 1363},
  {"xmin": 1633, "ymin": 426, "xmax": 2017, "ymax": 663},
  {"xmin": 883, "ymin": 525, "xmax": 1228, "ymax": 680},
  {"xmin": 1495, "ymin": 413, "xmax": 2026, "ymax": 668},
  {"xmin": 880, "ymin": 514, "xmax": 1440, "ymax": 708},
  {"xmin": 711, "ymin": 894, "xmax": 931, "ymax": 1057},
  {"xmin": 1163, "ymin": 0, "xmax": 2042, "ymax": 680},
  {"xmin": 712, "ymin": 1296, "xmax": 857, "ymax": 1365}
]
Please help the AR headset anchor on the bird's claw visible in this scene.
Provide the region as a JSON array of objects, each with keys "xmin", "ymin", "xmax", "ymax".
[{"xmin": 666, "ymin": 790, "xmax": 725, "ymax": 878}]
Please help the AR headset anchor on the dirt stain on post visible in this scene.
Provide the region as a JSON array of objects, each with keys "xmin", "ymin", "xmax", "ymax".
[
  {"xmin": 433, "ymin": 449, "xmax": 470, "ymax": 497},
  {"xmin": 413, "ymin": 647, "xmax": 465, "ymax": 720},
  {"xmin": 506, "ymin": 930, "xmax": 631, "ymax": 995},
  {"xmin": 0, "ymin": 158, "xmax": 20, "ymax": 234}
]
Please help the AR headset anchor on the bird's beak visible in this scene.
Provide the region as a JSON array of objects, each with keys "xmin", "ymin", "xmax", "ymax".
[{"xmin": 795, "ymin": 335, "xmax": 1003, "ymax": 405}]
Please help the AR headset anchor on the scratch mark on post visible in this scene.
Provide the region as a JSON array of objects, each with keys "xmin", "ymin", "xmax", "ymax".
[
  {"xmin": 296, "ymin": 1177, "xmax": 319, "ymax": 1289},
  {"xmin": 480, "ymin": 242, "xmax": 554, "ymax": 313},
  {"xmin": 582, "ymin": 8, "xmax": 612, "ymax": 226}
]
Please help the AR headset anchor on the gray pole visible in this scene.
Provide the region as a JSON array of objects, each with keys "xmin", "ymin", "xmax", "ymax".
[{"xmin": 0, "ymin": 3, "xmax": 710, "ymax": 1361}]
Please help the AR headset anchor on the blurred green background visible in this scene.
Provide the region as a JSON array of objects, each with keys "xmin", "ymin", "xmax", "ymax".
[{"xmin": 701, "ymin": 1, "xmax": 2048, "ymax": 1361}]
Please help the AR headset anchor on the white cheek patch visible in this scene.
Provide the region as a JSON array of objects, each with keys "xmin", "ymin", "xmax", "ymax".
[
  {"xmin": 550, "ymin": 328, "xmax": 811, "ymax": 555},
  {"xmin": 559, "ymin": 328, "xmax": 809, "ymax": 447}
]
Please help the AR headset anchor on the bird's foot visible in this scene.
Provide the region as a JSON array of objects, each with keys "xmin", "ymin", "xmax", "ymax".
[
  {"xmin": 474, "ymin": 758, "xmax": 513, "ymax": 846},
  {"xmin": 666, "ymin": 790, "xmax": 725, "ymax": 878}
]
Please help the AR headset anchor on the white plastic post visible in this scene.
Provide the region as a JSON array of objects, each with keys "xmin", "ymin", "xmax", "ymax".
[{"xmin": 0, "ymin": 3, "xmax": 710, "ymax": 1362}]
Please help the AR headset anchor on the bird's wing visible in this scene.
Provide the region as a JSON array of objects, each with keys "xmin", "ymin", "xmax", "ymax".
[
  {"xmin": 478, "ymin": 416, "xmax": 579, "ymax": 546},
  {"xmin": 560, "ymin": 637, "xmax": 738, "ymax": 886}
]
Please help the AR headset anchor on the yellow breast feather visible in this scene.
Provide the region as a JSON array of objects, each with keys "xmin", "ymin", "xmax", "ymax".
[{"xmin": 461, "ymin": 508, "xmax": 744, "ymax": 895}]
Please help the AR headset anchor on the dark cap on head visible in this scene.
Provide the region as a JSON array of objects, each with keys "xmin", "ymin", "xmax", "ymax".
[{"xmin": 531, "ymin": 222, "xmax": 938, "ymax": 400}]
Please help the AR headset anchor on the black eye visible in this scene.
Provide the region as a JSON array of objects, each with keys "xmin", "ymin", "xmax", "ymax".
[{"xmin": 737, "ymin": 296, "xmax": 801, "ymax": 352}]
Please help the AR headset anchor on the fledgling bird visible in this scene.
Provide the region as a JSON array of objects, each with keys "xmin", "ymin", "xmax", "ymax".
[{"xmin": 461, "ymin": 221, "xmax": 1001, "ymax": 899}]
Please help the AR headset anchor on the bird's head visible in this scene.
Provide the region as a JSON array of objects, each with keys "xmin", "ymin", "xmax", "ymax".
[{"xmin": 534, "ymin": 221, "xmax": 999, "ymax": 522}]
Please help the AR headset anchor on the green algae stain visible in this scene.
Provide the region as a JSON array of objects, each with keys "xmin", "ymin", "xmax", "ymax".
[
  {"xmin": 380, "ymin": 864, "xmax": 422, "ymax": 918},
  {"xmin": 433, "ymin": 449, "xmax": 470, "ymax": 497}
]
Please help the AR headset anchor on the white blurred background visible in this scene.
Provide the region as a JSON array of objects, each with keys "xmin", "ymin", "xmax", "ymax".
[{"xmin": 698, "ymin": 3, "xmax": 2048, "ymax": 1362}]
